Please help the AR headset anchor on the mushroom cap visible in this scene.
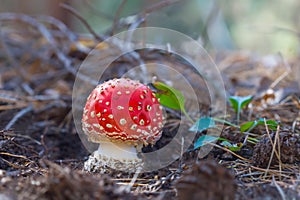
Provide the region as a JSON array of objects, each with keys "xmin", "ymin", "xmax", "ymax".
[{"xmin": 82, "ymin": 78, "xmax": 164, "ymax": 146}]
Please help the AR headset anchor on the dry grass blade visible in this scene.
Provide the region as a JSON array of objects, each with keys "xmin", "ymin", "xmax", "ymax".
[
  {"xmin": 209, "ymin": 143, "xmax": 250, "ymax": 162},
  {"xmin": 0, "ymin": 152, "xmax": 29, "ymax": 159},
  {"xmin": 263, "ymin": 122, "xmax": 282, "ymax": 179},
  {"xmin": 249, "ymin": 166, "xmax": 293, "ymax": 179}
]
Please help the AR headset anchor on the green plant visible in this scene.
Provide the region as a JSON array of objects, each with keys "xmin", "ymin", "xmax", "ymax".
[
  {"xmin": 190, "ymin": 117, "xmax": 242, "ymax": 151},
  {"xmin": 152, "ymin": 82, "xmax": 279, "ymax": 153},
  {"xmin": 152, "ymin": 81, "xmax": 193, "ymax": 123},
  {"xmin": 240, "ymin": 118, "xmax": 278, "ymax": 132},
  {"xmin": 189, "ymin": 117, "xmax": 216, "ymax": 132},
  {"xmin": 229, "ymin": 95, "xmax": 252, "ymax": 124}
]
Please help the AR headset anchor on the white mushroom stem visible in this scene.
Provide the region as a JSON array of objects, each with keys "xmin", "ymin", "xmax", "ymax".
[
  {"xmin": 84, "ymin": 140, "xmax": 143, "ymax": 173},
  {"xmin": 96, "ymin": 141, "xmax": 139, "ymax": 161}
]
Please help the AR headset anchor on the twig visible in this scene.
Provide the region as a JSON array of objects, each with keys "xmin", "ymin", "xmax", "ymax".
[
  {"xmin": 272, "ymin": 175, "xmax": 287, "ymax": 200},
  {"xmin": 83, "ymin": 0, "xmax": 114, "ymax": 20},
  {"xmin": 0, "ymin": 157, "xmax": 22, "ymax": 168},
  {"xmin": 5, "ymin": 105, "xmax": 33, "ymax": 130},
  {"xmin": 142, "ymin": 0, "xmax": 181, "ymax": 15},
  {"xmin": 3, "ymin": 131, "xmax": 41, "ymax": 145},
  {"xmin": 107, "ymin": 35, "xmax": 147, "ymax": 83},
  {"xmin": 0, "ymin": 90, "xmax": 23, "ymax": 103},
  {"xmin": 112, "ymin": 0, "xmax": 128, "ymax": 35},
  {"xmin": 0, "ymin": 90, "xmax": 28, "ymax": 110},
  {"xmin": 60, "ymin": 3, "xmax": 104, "ymax": 42},
  {"xmin": 128, "ymin": 15, "xmax": 146, "ymax": 31},
  {"xmin": 108, "ymin": 1, "xmax": 181, "ymax": 84},
  {"xmin": 109, "ymin": 0, "xmax": 179, "ymax": 35},
  {"xmin": 21, "ymin": 83, "xmax": 35, "ymax": 96},
  {"xmin": 0, "ymin": 13, "xmax": 98, "ymax": 86},
  {"xmin": 0, "ymin": 21, "xmax": 28, "ymax": 80},
  {"xmin": 112, "ymin": 178, "xmax": 149, "ymax": 182},
  {"xmin": 0, "ymin": 104, "xmax": 27, "ymax": 110},
  {"xmin": 54, "ymin": 158, "xmax": 86, "ymax": 164},
  {"xmin": 37, "ymin": 15, "xmax": 78, "ymax": 42}
]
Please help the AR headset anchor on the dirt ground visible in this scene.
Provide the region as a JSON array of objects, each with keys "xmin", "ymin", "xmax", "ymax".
[{"xmin": 0, "ymin": 13, "xmax": 299, "ymax": 200}]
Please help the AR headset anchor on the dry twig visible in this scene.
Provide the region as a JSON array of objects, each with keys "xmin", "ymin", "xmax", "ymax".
[{"xmin": 60, "ymin": 3, "xmax": 104, "ymax": 42}]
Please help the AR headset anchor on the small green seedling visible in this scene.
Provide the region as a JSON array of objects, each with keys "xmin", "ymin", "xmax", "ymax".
[
  {"xmin": 189, "ymin": 117, "xmax": 216, "ymax": 132},
  {"xmin": 229, "ymin": 95, "xmax": 252, "ymax": 124},
  {"xmin": 190, "ymin": 117, "xmax": 233, "ymax": 150},
  {"xmin": 220, "ymin": 140, "xmax": 242, "ymax": 151},
  {"xmin": 152, "ymin": 82, "xmax": 258, "ymax": 152},
  {"xmin": 240, "ymin": 118, "xmax": 278, "ymax": 132},
  {"xmin": 194, "ymin": 135, "xmax": 239, "ymax": 151},
  {"xmin": 194, "ymin": 135, "xmax": 219, "ymax": 150},
  {"xmin": 240, "ymin": 118, "xmax": 278, "ymax": 146},
  {"xmin": 190, "ymin": 117, "xmax": 217, "ymax": 150},
  {"xmin": 152, "ymin": 81, "xmax": 193, "ymax": 123}
]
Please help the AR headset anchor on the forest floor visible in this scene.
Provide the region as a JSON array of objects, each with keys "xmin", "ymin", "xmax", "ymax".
[{"xmin": 0, "ymin": 13, "xmax": 299, "ymax": 200}]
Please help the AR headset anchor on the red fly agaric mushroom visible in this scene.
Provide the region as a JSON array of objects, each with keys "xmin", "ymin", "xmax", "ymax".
[{"xmin": 82, "ymin": 78, "xmax": 164, "ymax": 172}]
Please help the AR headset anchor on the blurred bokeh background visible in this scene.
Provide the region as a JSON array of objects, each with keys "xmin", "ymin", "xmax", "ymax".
[{"xmin": 1, "ymin": 0, "xmax": 299, "ymax": 58}]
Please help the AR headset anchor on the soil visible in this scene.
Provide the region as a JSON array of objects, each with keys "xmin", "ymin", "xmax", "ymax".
[{"xmin": 0, "ymin": 13, "xmax": 300, "ymax": 200}]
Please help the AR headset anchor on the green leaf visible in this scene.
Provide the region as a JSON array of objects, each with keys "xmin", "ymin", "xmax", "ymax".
[
  {"xmin": 152, "ymin": 81, "xmax": 193, "ymax": 122},
  {"xmin": 240, "ymin": 118, "xmax": 279, "ymax": 132},
  {"xmin": 229, "ymin": 95, "xmax": 252, "ymax": 123},
  {"xmin": 220, "ymin": 141, "xmax": 242, "ymax": 151},
  {"xmin": 240, "ymin": 121, "xmax": 258, "ymax": 132},
  {"xmin": 213, "ymin": 118, "xmax": 240, "ymax": 128},
  {"xmin": 247, "ymin": 136, "xmax": 259, "ymax": 144},
  {"xmin": 229, "ymin": 95, "xmax": 253, "ymax": 112},
  {"xmin": 194, "ymin": 135, "xmax": 219, "ymax": 150},
  {"xmin": 189, "ymin": 117, "xmax": 216, "ymax": 132},
  {"xmin": 152, "ymin": 82, "xmax": 184, "ymax": 110},
  {"xmin": 257, "ymin": 118, "xmax": 278, "ymax": 130}
]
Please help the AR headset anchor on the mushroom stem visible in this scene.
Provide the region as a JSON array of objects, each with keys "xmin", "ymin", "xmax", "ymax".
[{"xmin": 96, "ymin": 141, "xmax": 139, "ymax": 161}]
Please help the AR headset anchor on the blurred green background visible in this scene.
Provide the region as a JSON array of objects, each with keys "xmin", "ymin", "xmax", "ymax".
[{"xmin": 1, "ymin": 0, "xmax": 299, "ymax": 58}]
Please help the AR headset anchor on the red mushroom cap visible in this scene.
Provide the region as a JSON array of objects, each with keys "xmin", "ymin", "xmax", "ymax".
[{"xmin": 82, "ymin": 78, "xmax": 164, "ymax": 146}]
